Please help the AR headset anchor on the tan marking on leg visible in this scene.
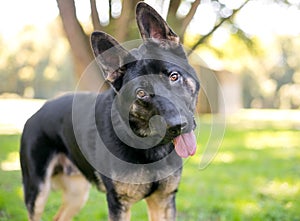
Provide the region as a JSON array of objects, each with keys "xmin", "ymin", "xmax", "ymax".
[
  {"xmin": 108, "ymin": 207, "xmax": 131, "ymax": 221},
  {"xmin": 109, "ymin": 209, "xmax": 131, "ymax": 221},
  {"xmin": 124, "ymin": 210, "xmax": 131, "ymax": 221},
  {"xmin": 146, "ymin": 194, "xmax": 176, "ymax": 221},
  {"xmin": 52, "ymin": 172, "xmax": 90, "ymax": 221},
  {"xmin": 29, "ymin": 155, "xmax": 62, "ymax": 221},
  {"xmin": 145, "ymin": 175, "xmax": 180, "ymax": 221},
  {"xmin": 29, "ymin": 182, "xmax": 51, "ymax": 221}
]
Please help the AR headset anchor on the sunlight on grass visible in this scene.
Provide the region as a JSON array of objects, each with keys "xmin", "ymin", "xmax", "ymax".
[
  {"xmin": 0, "ymin": 108, "xmax": 300, "ymax": 220},
  {"xmin": 17, "ymin": 187, "xmax": 24, "ymax": 201},
  {"xmin": 259, "ymin": 180, "xmax": 300, "ymax": 198},
  {"xmin": 236, "ymin": 200, "xmax": 260, "ymax": 216},
  {"xmin": 1, "ymin": 151, "xmax": 20, "ymax": 171},
  {"xmin": 228, "ymin": 109, "xmax": 300, "ymax": 129},
  {"xmin": 229, "ymin": 109, "xmax": 300, "ymax": 122},
  {"xmin": 245, "ymin": 131, "xmax": 300, "ymax": 149},
  {"xmin": 213, "ymin": 151, "xmax": 235, "ymax": 163}
]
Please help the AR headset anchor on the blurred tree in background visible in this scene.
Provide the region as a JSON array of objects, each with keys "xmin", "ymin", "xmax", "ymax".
[
  {"xmin": 55, "ymin": 0, "xmax": 249, "ymax": 90},
  {"xmin": 0, "ymin": 0, "xmax": 300, "ymax": 109},
  {"xmin": 242, "ymin": 36, "xmax": 300, "ymax": 109},
  {"xmin": 55, "ymin": 0, "xmax": 300, "ymax": 109},
  {"xmin": 0, "ymin": 22, "xmax": 74, "ymax": 98}
]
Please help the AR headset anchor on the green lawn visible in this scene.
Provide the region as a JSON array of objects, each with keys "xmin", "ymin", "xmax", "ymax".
[{"xmin": 0, "ymin": 119, "xmax": 300, "ymax": 220}]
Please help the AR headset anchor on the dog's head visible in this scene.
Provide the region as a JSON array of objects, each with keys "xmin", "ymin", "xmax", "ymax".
[{"xmin": 91, "ymin": 2, "xmax": 200, "ymax": 158}]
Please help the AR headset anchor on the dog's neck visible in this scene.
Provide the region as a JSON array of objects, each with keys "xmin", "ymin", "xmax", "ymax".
[{"xmin": 96, "ymin": 96, "xmax": 178, "ymax": 164}]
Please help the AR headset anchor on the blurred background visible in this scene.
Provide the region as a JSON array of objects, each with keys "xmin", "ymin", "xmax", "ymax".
[
  {"xmin": 0, "ymin": 0, "xmax": 300, "ymax": 220},
  {"xmin": 1, "ymin": 0, "xmax": 300, "ymax": 126},
  {"xmin": 1, "ymin": 0, "xmax": 300, "ymax": 109}
]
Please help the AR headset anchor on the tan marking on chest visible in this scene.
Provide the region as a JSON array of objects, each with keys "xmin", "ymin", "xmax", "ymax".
[{"xmin": 113, "ymin": 181, "xmax": 152, "ymax": 203}]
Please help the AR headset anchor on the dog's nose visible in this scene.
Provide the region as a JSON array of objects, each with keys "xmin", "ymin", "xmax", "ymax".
[
  {"xmin": 167, "ymin": 121, "xmax": 188, "ymax": 137},
  {"xmin": 167, "ymin": 124, "xmax": 181, "ymax": 137},
  {"xmin": 181, "ymin": 121, "xmax": 188, "ymax": 131}
]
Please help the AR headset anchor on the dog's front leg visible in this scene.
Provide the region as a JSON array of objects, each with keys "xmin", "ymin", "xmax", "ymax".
[
  {"xmin": 146, "ymin": 192, "xmax": 176, "ymax": 221},
  {"xmin": 106, "ymin": 193, "xmax": 131, "ymax": 221}
]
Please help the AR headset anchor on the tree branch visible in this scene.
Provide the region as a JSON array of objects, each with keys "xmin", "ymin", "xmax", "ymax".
[
  {"xmin": 56, "ymin": 0, "xmax": 104, "ymax": 91},
  {"xmin": 90, "ymin": 0, "xmax": 102, "ymax": 31},
  {"xmin": 114, "ymin": 0, "xmax": 138, "ymax": 42},
  {"xmin": 180, "ymin": 0, "xmax": 201, "ymax": 38},
  {"xmin": 188, "ymin": 0, "xmax": 250, "ymax": 56},
  {"xmin": 168, "ymin": 0, "xmax": 181, "ymax": 16},
  {"xmin": 166, "ymin": 0, "xmax": 182, "ymax": 35},
  {"xmin": 115, "ymin": 0, "xmax": 131, "ymax": 41}
]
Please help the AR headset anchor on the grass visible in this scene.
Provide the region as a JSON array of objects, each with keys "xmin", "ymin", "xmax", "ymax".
[{"xmin": 0, "ymin": 119, "xmax": 300, "ymax": 220}]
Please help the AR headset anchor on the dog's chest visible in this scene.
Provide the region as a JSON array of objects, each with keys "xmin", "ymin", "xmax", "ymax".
[
  {"xmin": 113, "ymin": 181, "xmax": 153, "ymax": 203},
  {"xmin": 94, "ymin": 170, "xmax": 156, "ymax": 200},
  {"xmin": 114, "ymin": 172, "xmax": 181, "ymax": 204},
  {"xmin": 94, "ymin": 170, "xmax": 181, "ymax": 204},
  {"xmin": 112, "ymin": 178, "xmax": 179, "ymax": 203}
]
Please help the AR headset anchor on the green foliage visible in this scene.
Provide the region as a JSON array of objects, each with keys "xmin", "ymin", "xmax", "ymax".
[
  {"xmin": 0, "ymin": 23, "xmax": 75, "ymax": 99},
  {"xmin": 199, "ymin": 29, "xmax": 300, "ymax": 109},
  {"xmin": 0, "ymin": 135, "xmax": 27, "ymax": 220},
  {"xmin": 242, "ymin": 36, "xmax": 300, "ymax": 109},
  {"xmin": 0, "ymin": 121, "xmax": 300, "ymax": 220}
]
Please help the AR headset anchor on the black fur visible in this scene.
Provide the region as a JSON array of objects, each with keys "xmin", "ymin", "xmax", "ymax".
[{"xmin": 20, "ymin": 2, "xmax": 200, "ymax": 221}]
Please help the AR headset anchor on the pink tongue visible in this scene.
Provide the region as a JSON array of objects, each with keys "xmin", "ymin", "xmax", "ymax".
[{"xmin": 173, "ymin": 131, "xmax": 197, "ymax": 158}]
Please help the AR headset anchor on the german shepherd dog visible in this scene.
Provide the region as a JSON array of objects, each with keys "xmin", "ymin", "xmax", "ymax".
[{"xmin": 20, "ymin": 2, "xmax": 200, "ymax": 221}]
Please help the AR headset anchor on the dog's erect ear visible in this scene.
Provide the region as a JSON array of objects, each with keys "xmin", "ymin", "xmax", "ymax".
[
  {"xmin": 91, "ymin": 31, "xmax": 132, "ymax": 84},
  {"xmin": 136, "ymin": 2, "xmax": 179, "ymax": 47}
]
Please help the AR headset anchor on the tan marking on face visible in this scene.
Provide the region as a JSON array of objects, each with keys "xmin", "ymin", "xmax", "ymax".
[{"xmin": 186, "ymin": 77, "xmax": 197, "ymax": 94}]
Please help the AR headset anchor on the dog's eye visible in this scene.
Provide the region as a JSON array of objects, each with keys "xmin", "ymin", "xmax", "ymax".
[
  {"xmin": 169, "ymin": 71, "xmax": 180, "ymax": 82},
  {"xmin": 136, "ymin": 89, "xmax": 148, "ymax": 99}
]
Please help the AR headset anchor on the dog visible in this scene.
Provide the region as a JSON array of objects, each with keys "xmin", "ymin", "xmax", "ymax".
[{"xmin": 20, "ymin": 2, "xmax": 200, "ymax": 221}]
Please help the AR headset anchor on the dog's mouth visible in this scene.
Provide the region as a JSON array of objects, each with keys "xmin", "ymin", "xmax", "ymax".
[
  {"xmin": 129, "ymin": 105, "xmax": 197, "ymax": 158},
  {"xmin": 173, "ymin": 131, "xmax": 197, "ymax": 158},
  {"xmin": 130, "ymin": 119, "xmax": 197, "ymax": 158}
]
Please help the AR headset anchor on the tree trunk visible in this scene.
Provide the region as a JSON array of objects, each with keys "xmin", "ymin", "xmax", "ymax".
[
  {"xmin": 167, "ymin": 0, "xmax": 181, "ymax": 35},
  {"xmin": 90, "ymin": 0, "xmax": 102, "ymax": 31},
  {"xmin": 56, "ymin": 0, "xmax": 107, "ymax": 91},
  {"xmin": 114, "ymin": 0, "xmax": 140, "ymax": 42}
]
